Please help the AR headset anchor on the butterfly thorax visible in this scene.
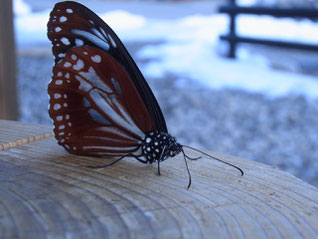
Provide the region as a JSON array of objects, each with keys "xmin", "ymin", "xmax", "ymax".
[{"xmin": 141, "ymin": 132, "xmax": 182, "ymax": 164}]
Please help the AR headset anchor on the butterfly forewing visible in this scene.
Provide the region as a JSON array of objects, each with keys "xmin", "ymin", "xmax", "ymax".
[
  {"xmin": 48, "ymin": 1, "xmax": 167, "ymax": 133},
  {"xmin": 48, "ymin": 46, "xmax": 155, "ymax": 156}
]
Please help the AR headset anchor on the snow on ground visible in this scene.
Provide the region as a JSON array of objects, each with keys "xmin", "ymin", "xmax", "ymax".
[{"xmin": 14, "ymin": 0, "xmax": 318, "ymax": 99}]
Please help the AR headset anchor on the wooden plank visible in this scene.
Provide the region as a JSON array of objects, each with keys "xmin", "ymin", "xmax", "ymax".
[
  {"xmin": 0, "ymin": 0, "xmax": 18, "ymax": 120},
  {"xmin": 0, "ymin": 120, "xmax": 318, "ymax": 238}
]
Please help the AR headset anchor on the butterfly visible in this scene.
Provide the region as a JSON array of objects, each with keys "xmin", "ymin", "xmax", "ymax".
[{"xmin": 47, "ymin": 1, "xmax": 243, "ymax": 188}]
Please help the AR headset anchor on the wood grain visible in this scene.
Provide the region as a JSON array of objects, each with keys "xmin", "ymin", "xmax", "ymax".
[{"xmin": 0, "ymin": 120, "xmax": 317, "ymax": 239}]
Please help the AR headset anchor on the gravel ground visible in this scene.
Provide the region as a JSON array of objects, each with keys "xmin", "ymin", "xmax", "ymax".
[{"xmin": 17, "ymin": 42, "xmax": 318, "ymax": 188}]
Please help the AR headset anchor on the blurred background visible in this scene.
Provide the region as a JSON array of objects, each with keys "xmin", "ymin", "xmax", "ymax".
[{"xmin": 3, "ymin": 0, "xmax": 318, "ymax": 186}]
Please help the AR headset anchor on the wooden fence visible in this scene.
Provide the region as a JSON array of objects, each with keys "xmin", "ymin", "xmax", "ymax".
[{"xmin": 219, "ymin": 0, "xmax": 318, "ymax": 58}]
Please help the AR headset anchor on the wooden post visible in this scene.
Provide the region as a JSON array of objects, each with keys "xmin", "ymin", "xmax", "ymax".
[
  {"xmin": 228, "ymin": 0, "xmax": 237, "ymax": 58},
  {"xmin": 0, "ymin": 0, "xmax": 18, "ymax": 120}
]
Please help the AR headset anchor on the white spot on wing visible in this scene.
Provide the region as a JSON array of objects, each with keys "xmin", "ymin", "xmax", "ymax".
[
  {"xmin": 61, "ymin": 37, "xmax": 70, "ymax": 45},
  {"xmin": 54, "ymin": 103, "xmax": 61, "ymax": 110},
  {"xmin": 64, "ymin": 62, "xmax": 71, "ymax": 67},
  {"xmin": 75, "ymin": 39, "xmax": 84, "ymax": 46},
  {"xmin": 55, "ymin": 27, "xmax": 62, "ymax": 32},
  {"xmin": 55, "ymin": 79, "xmax": 63, "ymax": 85},
  {"xmin": 59, "ymin": 16, "xmax": 67, "ymax": 22},
  {"xmin": 66, "ymin": 8, "xmax": 73, "ymax": 13},
  {"xmin": 71, "ymin": 54, "xmax": 77, "ymax": 60},
  {"xmin": 91, "ymin": 55, "xmax": 101, "ymax": 63},
  {"xmin": 73, "ymin": 59, "xmax": 84, "ymax": 70},
  {"xmin": 54, "ymin": 93, "xmax": 61, "ymax": 99}
]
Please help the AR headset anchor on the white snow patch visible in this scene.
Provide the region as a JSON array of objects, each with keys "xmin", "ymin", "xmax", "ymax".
[{"xmin": 14, "ymin": 0, "xmax": 31, "ymax": 16}]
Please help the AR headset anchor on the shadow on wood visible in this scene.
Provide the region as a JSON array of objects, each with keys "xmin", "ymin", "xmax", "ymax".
[{"xmin": 1, "ymin": 120, "xmax": 318, "ymax": 238}]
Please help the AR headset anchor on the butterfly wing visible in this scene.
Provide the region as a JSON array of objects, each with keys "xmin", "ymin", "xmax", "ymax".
[
  {"xmin": 48, "ymin": 46, "xmax": 155, "ymax": 156},
  {"xmin": 47, "ymin": 1, "xmax": 167, "ymax": 133}
]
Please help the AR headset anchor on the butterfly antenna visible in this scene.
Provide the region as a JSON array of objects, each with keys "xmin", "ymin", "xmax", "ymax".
[
  {"xmin": 181, "ymin": 148, "xmax": 192, "ymax": 189},
  {"xmin": 182, "ymin": 145, "xmax": 244, "ymax": 176}
]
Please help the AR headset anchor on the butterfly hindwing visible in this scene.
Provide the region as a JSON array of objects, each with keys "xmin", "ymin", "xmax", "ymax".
[
  {"xmin": 47, "ymin": 1, "xmax": 167, "ymax": 133},
  {"xmin": 48, "ymin": 46, "xmax": 155, "ymax": 156}
]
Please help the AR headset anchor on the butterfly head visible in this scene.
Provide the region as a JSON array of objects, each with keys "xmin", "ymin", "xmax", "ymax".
[
  {"xmin": 166, "ymin": 137, "xmax": 182, "ymax": 158},
  {"xmin": 142, "ymin": 132, "xmax": 182, "ymax": 163}
]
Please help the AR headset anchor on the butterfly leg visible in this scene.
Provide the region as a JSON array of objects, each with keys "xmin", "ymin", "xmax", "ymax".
[
  {"xmin": 135, "ymin": 156, "xmax": 148, "ymax": 164},
  {"xmin": 157, "ymin": 160, "xmax": 161, "ymax": 175},
  {"xmin": 87, "ymin": 154, "xmax": 130, "ymax": 169},
  {"xmin": 156, "ymin": 145, "xmax": 167, "ymax": 176}
]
